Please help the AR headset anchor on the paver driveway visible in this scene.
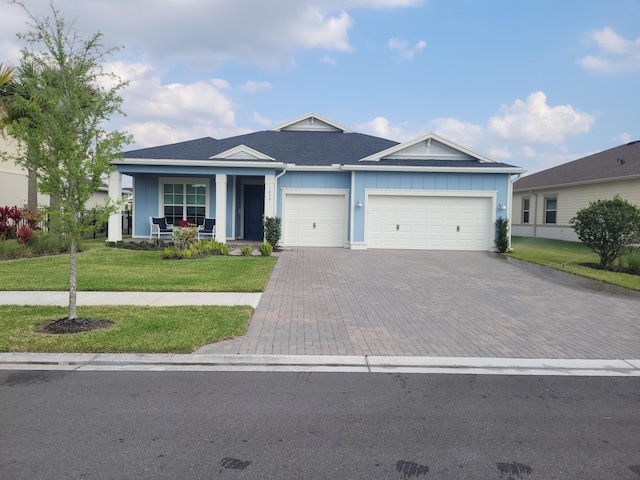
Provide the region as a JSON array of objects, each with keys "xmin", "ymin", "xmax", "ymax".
[{"xmin": 197, "ymin": 249, "xmax": 640, "ymax": 358}]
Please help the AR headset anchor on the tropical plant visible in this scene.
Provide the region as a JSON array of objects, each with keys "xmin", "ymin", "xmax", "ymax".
[
  {"xmin": 240, "ymin": 245, "xmax": 254, "ymax": 256},
  {"xmin": 259, "ymin": 242, "xmax": 273, "ymax": 256}
]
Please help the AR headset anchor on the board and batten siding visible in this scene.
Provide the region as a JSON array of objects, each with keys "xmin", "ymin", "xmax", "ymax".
[{"xmin": 512, "ymin": 178, "xmax": 640, "ymax": 241}]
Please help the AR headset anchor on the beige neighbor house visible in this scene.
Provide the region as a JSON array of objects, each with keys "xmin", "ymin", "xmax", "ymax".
[
  {"xmin": 512, "ymin": 140, "xmax": 640, "ymax": 242},
  {"xmin": 0, "ymin": 135, "xmax": 128, "ymax": 211}
]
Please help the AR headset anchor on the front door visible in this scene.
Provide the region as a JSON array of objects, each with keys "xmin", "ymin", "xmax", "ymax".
[{"xmin": 244, "ymin": 184, "xmax": 265, "ymax": 240}]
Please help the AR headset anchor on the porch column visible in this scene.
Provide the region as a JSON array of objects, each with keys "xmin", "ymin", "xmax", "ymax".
[
  {"xmin": 264, "ymin": 174, "xmax": 275, "ymax": 218},
  {"xmin": 107, "ymin": 170, "xmax": 122, "ymax": 242},
  {"xmin": 215, "ymin": 174, "xmax": 227, "ymax": 242}
]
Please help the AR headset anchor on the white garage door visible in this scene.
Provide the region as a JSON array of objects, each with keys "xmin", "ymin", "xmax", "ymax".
[
  {"xmin": 367, "ymin": 195, "xmax": 493, "ymax": 250},
  {"xmin": 284, "ymin": 193, "xmax": 346, "ymax": 247}
]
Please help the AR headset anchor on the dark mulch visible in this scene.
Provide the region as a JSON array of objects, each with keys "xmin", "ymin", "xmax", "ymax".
[{"xmin": 37, "ymin": 317, "xmax": 113, "ymax": 335}]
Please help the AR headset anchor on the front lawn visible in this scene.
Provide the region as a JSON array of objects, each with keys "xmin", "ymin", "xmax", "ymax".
[
  {"xmin": 0, "ymin": 305, "xmax": 251, "ymax": 353},
  {"xmin": 0, "ymin": 240, "xmax": 277, "ymax": 292},
  {"xmin": 508, "ymin": 236, "xmax": 640, "ymax": 291}
]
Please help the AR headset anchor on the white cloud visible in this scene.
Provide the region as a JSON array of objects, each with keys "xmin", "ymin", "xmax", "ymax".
[
  {"xmin": 321, "ymin": 56, "xmax": 337, "ymax": 66},
  {"xmin": 488, "ymin": 147, "xmax": 512, "ymax": 160},
  {"xmin": 614, "ymin": 132, "xmax": 631, "ymax": 144},
  {"xmin": 357, "ymin": 116, "xmax": 416, "ymax": 141},
  {"xmin": 488, "ymin": 91, "xmax": 595, "ymax": 144},
  {"xmin": 428, "ymin": 118, "xmax": 484, "ymax": 146},
  {"xmin": 251, "ymin": 112, "xmax": 272, "ymax": 127},
  {"xmin": 521, "ymin": 146, "xmax": 537, "ymax": 158},
  {"xmin": 241, "ymin": 81, "xmax": 272, "ymax": 93},
  {"xmin": 579, "ymin": 27, "xmax": 640, "ymax": 74},
  {"xmin": 388, "ymin": 37, "xmax": 426, "ymax": 60}
]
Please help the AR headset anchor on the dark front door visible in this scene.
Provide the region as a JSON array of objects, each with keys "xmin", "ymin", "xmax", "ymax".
[{"xmin": 244, "ymin": 184, "xmax": 265, "ymax": 240}]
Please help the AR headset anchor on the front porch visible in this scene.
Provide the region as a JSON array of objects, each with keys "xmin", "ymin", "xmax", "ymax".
[{"xmin": 107, "ymin": 171, "xmax": 278, "ymax": 243}]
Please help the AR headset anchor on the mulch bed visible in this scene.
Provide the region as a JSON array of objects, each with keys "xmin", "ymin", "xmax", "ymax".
[
  {"xmin": 579, "ymin": 263, "xmax": 640, "ymax": 276},
  {"xmin": 36, "ymin": 317, "xmax": 113, "ymax": 334}
]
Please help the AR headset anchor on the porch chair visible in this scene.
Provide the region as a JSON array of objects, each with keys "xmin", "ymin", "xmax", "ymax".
[
  {"xmin": 197, "ymin": 218, "xmax": 216, "ymax": 240},
  {"xmin": 149, "ymin": 216, "xmax": 173, "ymax": 240}
]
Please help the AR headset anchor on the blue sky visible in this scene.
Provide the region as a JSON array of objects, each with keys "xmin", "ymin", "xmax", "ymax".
[{"xmin": 2, "ymin": 0, "xmax": 639, "ymax": 175}]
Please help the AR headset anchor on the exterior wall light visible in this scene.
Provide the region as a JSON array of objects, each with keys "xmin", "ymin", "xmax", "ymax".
[
  {"xmin": 498, "ymin": 202, "xmax": 506, "ymax": 209},
  {"xmin": 356, "ymin": 200, "xmax": 363, "ymax": 207}
]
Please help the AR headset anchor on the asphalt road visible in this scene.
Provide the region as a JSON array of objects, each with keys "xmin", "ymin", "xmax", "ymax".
[{"xmin": 1, "ymin": 371, "xmax": 639, "ymax": 479}]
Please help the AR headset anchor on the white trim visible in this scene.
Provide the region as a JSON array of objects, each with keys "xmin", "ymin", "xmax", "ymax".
[
  {"xmin": 344, "ymin": 164, "xmax": 525, "ymax": 174},
  {"xmin": 359, "ymin": 132, "xmax": 496, "ymax": 163},
  {"xmin": 116, "ymin": 158, "xmax": 285, "ymax": 169},
  {"xmin": 283, "ymin": 164, "xmax": 344, "ymax": 171},
  {"xmin": 209, "ymin": 144, "xmax": 275, "ymax": 161},
  {"xmin": 268, "ymin": 112, "xmax": 355, "ymax": 133},
  {"xmin": 349, "ymin": 170, "xmax": 356, "ymax": 246}
]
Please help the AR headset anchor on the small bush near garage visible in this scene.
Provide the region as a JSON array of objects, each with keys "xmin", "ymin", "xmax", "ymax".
[
  {"xmin": 264, "ymin": 216, "xmax": 282, "ymax": 248},
  {"xmin": 259, "ymin": 242, "xmax": 273, "ymax": 256},
  {"xmin": 495, "ymin": 218, "xmax": 510, "ymax": 253}
]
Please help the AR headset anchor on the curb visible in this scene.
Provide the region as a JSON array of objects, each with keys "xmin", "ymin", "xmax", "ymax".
[{"xmin": 1, "ymin": 353, "xmax": 639, "ymax": 376}]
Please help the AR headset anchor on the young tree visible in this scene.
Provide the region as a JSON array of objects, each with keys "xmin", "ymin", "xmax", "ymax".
[
  {"xmin": 5, "ymin": 1, "xmax": 131, "ymax": 321},
  {"xmin": 570, "ymin": 195, "xmax": 640, "ymax": 269}
]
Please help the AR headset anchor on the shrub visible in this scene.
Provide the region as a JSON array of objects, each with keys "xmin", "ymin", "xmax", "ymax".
[
  {"xmin": 264, "ymin": 216, "xmax": 281, "ymax": 248},
  {"xmin": 16, "ymin": 225, "xmax": 35, "ymax": 246},
  {"xmin": 162, "ymin": 246, "xmax": 178, "ymax": 259},
  {"xmin": 495, "ymin": 218, "xmax": 510, "ymax": 253},
  {"xmin": 218, "ymin": 244, "xmax": 230, "ymax": 256},
  {"xmin": 240, "ymin": 245, "xmax": 253, "ymax": 256},
  {"xmin": 571, "ymin": 196, "xmax": 640, "ymax": 269},
  {"xmin": 259, "ymin": 242, "xmax": 273, "ymax": 257}
]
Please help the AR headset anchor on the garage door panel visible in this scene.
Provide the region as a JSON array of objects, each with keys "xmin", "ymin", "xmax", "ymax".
[
  {"xmin": 367, "ymin": 195, "xmax": 492, "ymax": 251},
  {"xmin": 284, "ymin": 194, "xmax": 346, "ymax": 247}
]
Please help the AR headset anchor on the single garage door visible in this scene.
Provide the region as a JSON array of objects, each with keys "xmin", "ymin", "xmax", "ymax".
[
  {"xmin": 284, "ymin": 193, "xmax": 346, "ymax": 247},
  {"xmin": 367, "ymin": 195, "xmax": 493, "ymax": 250}
]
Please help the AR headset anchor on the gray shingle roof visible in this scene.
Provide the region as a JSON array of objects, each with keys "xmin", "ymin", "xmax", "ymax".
[
  {"xmin": 124, "ymin": 130, "xmax": 519, "ymax": 168},
  {"xmin": 514, "ymin": 141, "xmax": 640, "ymax": 191},
  {"xmin": 124, "ymin": 131, "xmax": 399, "ymax": 166}
]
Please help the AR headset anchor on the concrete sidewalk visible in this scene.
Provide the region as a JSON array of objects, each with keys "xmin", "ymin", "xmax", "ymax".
[{"xmin": 0, "ymin": 291, "xmax": 262, "ymax": 308}]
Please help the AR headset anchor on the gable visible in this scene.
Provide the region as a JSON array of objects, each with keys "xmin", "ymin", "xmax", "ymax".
[
  {"xmin": 209, "ymin": 144, "xmax": 275, "ymax": 161},
  {"xmin": 359, "ymin": 133, "xmax": 494, "ymax": 163},
  {"xmin": 268, "ymin": 112, "xmax": 355, "ymax": 133}
]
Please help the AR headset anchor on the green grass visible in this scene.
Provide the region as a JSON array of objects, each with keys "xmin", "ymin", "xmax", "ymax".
[
  {"xmin": 508, "ymin": 236, "xmax": 640, "ymax": 291},
  {"xmin": 0, "ymin": 240, "xmax": 277, "ymax": 292},
  {"xmin": 0, "ymin": 305, "xmax": 251, "ymax": 353}
]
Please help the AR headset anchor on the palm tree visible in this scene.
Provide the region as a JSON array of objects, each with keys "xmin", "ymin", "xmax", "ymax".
[{"xmin": 0, "ymin": 63, "xmax": 38, "ymax": 209}]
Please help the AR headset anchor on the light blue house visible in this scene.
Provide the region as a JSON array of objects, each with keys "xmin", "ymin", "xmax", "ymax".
[{"xmin": 107, "ymin": 113, "xmax": 524, "ymax": 250}]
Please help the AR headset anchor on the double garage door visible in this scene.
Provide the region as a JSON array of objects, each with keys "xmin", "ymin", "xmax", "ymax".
[
  {"xmin": 367, "ymin": 195, "xmax": 493, "ymax": 250},
  {"xmin": 283, "ymin": 193, "xmax": 347, "ymax": 247}
]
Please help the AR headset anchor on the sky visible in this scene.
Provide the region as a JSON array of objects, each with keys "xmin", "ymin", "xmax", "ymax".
[{"xmin": 1, "ymin": 0, "xmax": 639, "ymax": 176}]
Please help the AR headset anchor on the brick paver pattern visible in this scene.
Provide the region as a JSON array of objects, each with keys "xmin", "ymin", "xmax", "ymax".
[{"xmin": 198, "ymin": 249, "xmax": 640, "ymax": 358}]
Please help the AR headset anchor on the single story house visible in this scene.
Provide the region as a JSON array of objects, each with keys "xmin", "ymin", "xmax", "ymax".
[
  {"xmin": 512, "ymin": 140, "xmax": 640, "ymax": 241},
  {"xmin": 107, "ymin": 113, "xmax": 524, "ymax": 250}
]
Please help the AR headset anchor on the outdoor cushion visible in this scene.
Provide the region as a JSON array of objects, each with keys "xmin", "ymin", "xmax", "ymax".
[{"xmin": 152, "ymin": 217, "xmax": 170, "ymax": 231}]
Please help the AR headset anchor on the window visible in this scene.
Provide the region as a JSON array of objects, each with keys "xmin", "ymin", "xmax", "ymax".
[
  {"xmin": 544, "ymin": 197, "xmax": 557, "ymax": 224},
  {"xmin": 522, "ymin": 198, "xmax": 530, "ymax": 224},
  {"xmin": 163, "ymin": 182, "xmax": 206, "ymax": 225}
]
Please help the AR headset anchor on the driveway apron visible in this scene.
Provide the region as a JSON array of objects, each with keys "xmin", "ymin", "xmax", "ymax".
[{"xmin": 197, "ymin": 249, "xmax": 640, "ymax": 358}]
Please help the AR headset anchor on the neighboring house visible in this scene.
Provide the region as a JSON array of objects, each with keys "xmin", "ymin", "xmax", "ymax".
[
  {"xmin": 0, "ymin": 136, "xmax": 128, "ymax": 211},
  {"xmin": 107, "ymin": 113, "xmax": 524, "ymax": 250},
  {"xmin": 512, "ymin": 140, "xmax": 640, "ymax": 242}
]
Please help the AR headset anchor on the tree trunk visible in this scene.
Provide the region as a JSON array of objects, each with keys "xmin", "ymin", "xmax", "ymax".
[
  {"xmin": 27, "ymin": 167, "xmax": 37, "ymax": 210},
  {"xmin": 68, "ymin": 236, "xmax": 77, "ymax": 320},
  {"xmin": 48, "ymin": 194, "xmax": 60, "ymax": 241}
]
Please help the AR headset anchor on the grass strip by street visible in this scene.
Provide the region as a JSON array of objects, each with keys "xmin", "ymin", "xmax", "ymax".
[
  {"xmin": 0, "ymin": 241, "xmax": 277, "ymax": 292},
  {"xmin": 0, "ymin": 305, "xmax": 251, "ymax": 353},
  {"xmin": 509, "ymin": 236, "xmax": 640, "ymax": 291}
]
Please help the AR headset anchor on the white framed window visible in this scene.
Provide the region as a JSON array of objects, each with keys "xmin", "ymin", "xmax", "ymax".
[
  {"xmin": 522, "ymin": 198, "xmax": 530, "ymax": 224},
  {"xmin": 159, "ymin": 178, "xmax": 209, "ymax": 226},
  {"xmin": 544, "ymin": 196, "xmax": 557, "ymax": 224}
]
